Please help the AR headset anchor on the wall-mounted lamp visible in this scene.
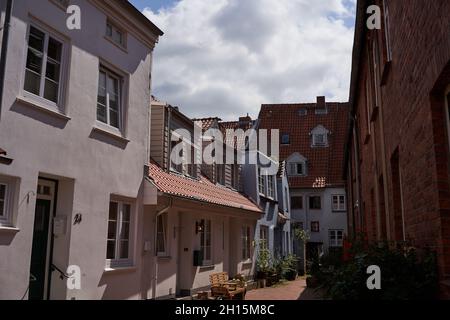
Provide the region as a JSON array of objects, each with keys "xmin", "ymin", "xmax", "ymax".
[{"xmin": 195, "ymin": 220, "xmax": 204, "ymax": 234}]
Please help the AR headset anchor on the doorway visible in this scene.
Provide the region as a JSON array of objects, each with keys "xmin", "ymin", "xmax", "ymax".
[{"xmin": 29, "ymin": 178, "xmax": 57, "ymax": 300}]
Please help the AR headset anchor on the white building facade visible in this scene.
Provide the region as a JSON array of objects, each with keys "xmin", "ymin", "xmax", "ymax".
[{"xmin": 0, "ymin": 0, "xmax": 162, "ymax": 299}]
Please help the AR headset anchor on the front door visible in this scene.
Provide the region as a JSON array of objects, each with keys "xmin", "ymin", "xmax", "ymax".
[{"xmin": 29, "ymin": 179, "xmax": 56, "ymax": 300}]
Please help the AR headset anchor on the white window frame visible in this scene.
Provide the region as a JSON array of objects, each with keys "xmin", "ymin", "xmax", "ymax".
[
  {"xmin": 97, "ymin": 66, "xmax": 123, "ymax": 130},
  {"xmin": 267, "ymin": 175, "xmax": 275, "ymax": 199},
  {"xmin": 329, "ymin": 229, "xmax": 344, "ymax": 247},
  {"xmin": 0, "ymin": 177, "xmax": 14, "ymax": 227},
  {"xmin": 156, "ymin": 213, "xmax": 168, "ymax": 257},
  {"xmin": 288, "ymin": 162, "xmax": 306, "ymax": 176},
  {"xmin": 21, "ymin": 22, "xmax": 68, "ymax": 111},
  {"xmin": 241, "ymin": 225, "xmax": 251, "ymax": 261},
  {"xmin": 332, "ymin": 194, "xmax": 346, "ymax": 211},
  {"xmin": 200, "ymin": 219, "xmax": 212, "ymax": 266},
  {"xmin": 106, "ymin": 200, "xmax": 133, "ymax": 268},
  {"xmin": 258, "ymin": 169, "xmax": 266, "ymax": 195}
]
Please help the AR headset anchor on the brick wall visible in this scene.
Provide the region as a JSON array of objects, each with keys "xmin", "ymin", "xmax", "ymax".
[{"xmin": 346, "ymin": 0, "xmax": 450, "ymax": 296}]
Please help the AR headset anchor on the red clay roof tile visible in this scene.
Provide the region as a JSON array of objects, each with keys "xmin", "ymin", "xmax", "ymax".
[
  {"xmin": 148, "ymin": 162, "xmax": 262, "ymax": 213},
  {"xmin": 258, "ymin": 102, "xmax": 349, "ymax": 188}
]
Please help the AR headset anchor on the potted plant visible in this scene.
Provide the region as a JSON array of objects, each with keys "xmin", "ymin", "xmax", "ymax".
[{"xmin": 281, "ymin": 254, "xmax": 298, "ymax": 281}]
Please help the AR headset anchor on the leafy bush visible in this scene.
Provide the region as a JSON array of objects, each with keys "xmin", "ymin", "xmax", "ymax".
[{"xmin": 311, "ymin": 239, "xmax": 438, "ymax": 300}]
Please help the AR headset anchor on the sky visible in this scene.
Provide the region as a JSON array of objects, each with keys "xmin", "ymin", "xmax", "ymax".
[{"xmin": 129, "ymin": 0, "xmax": 356, "ymax": 121}]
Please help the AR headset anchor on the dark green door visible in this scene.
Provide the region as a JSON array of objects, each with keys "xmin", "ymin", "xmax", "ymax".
[{"xmin": 29, "ymin": 199, "xmax": 51, "ymax": 300}]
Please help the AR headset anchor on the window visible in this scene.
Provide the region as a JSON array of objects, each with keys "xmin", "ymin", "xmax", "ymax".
[
  {"xmin": 288, "ymin": 162, "xmax": 305, "ymax": 176},
  {"xmin": 258, "ymin": 169, "xmax": 266, "ymax": 195},
  {"xmin": 315, "ymin": 108, "xmax": 328, "ymax": 115},
  {"xmin": 97, "ymin": 67, "xmax": 122, "ymax": 129},
  {"xmin": 332, "ymin": 195, "xmax": 346, "ymax": 211},
  {"xmin": 329, "ymin": 230, "xmax": 344, "ymax": 247},
  {"xmin": 242, "ymin": 226, "xmax": 251, "ymax": 260},
  {"xmin": 106, "ymin": 201, "xmax": 132, "ymax": 266},
  {"xmin": 383, "ymin": 0, "xmax": 392, "ymax": 62},
  {"xmin": 231, "ymin": 164, "xmax": 239, "ymax": 189},
  {"xmin": 298, "ymin": 108, "xmax": 307, "ymax": 116},
  {"xmin": 156, "ymin": 213, "xmax": 168, "ymax": 256},
  {"xmin": 291, "ymin": 196, "xmax": 303, "ymax": 210},
  {"xmin": 311, "ymin": 221, "xmax": 320, "ymax": 233},
  {"xmin": 106, "ymin": 20, "xmax": 126, "ymax": 48},
  {"xmin": 267, "ymin": 175, "xmax": 275, "ymax": 198},
  {"xmin": 281, "ymin": 134, "xmax": 290, "ymax": 145},
  {"xmin": 313, "ymin": 134, "xmax": 326, "ymax": 147},
  {"xmin": 260, "ymin": 226, "xmax": 269, "ymax": 248},
  {"xmin": 309, "ymin": 196, "xmax": 321, "ymax": 210},
  {"xmin": 216, "ymin": 164, "xmax": 225, "ymax": 185},
  {"xmin": 24, "ymin": 25, "xmax": 64, "ymax": 105},
  {"xmin": 0, "ymin": 182, "xmax": 10, "ymax": 226},
  {"xmin": 200, "ymin": 219, "xmax": 212, "ymax": 265}
]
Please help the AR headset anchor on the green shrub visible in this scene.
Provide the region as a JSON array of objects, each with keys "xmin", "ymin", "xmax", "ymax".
[{"xmin": 311, "ymin": 240, "xmax": 438, "ymax": 300}]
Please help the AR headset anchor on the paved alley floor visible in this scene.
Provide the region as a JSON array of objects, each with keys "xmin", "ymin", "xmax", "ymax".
[{"xmin": 245, "ymin": 278, "xmax": 324, "ymax": 300}]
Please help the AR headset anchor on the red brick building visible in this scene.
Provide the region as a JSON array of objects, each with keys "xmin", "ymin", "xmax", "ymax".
[{"xmin": 344, "ymin": 0, "xmax": 450, "ymax": 296}]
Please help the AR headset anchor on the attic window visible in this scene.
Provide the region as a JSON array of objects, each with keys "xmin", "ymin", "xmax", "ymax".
[
  {"xmin": 106, "ymin": 20, "xmax": 126, "ymax": 48},
  {"xmin": 313, "ymin": 134, "xmax": 326, "ymax": 147},
  {"xmin": 281, "ymin": 134, "xmax": 290, "ymax": 145},
  {"xmin": 310, "ymin": 125, "xmax": 329, "ymax": 147},
  {"xmin": 315, "ymin": 108, "xmax": 328, "ymax": 115},
  {"xmin": 298, "ymin": 109, "xmax": 307, "ymax": 116}
]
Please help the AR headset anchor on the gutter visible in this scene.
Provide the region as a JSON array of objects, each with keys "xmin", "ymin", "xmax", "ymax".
[
  {"xmin": 0, "ymin": 0, "xmax": 13, "ymax": 117},
  {"xmin": 342, "ymin": 0, "xmax": 368, "ymax": 178}
]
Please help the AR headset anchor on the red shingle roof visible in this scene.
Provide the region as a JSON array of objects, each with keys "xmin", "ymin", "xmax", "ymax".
[
  {"xmin": 148, "ymin": 162, "xmax": 262, "ymax": 213},
  {"xmin": 258, "ymin": 102, "xmax": 349, "ymax": 188},
  {"xmin": 219, "ymin": 118, "xmax": 255, "ymax": 149},
  {"xmin": 193, "ymin": 117, "xmax": 221, "ymax": 131}
]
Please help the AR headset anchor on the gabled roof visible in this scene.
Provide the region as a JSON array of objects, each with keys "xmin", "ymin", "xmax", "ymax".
[
  {"xmin": 219, "ymin": 118, "xmax": 256, "ymax": 149},
  {"xmin": 258, "ymin": 100, "xmax": 349, "ymax": 188},
  {"xmin": 192, "ymin": 117, "xmax": 221, "ymax": 131},
  {"xmin": 148, "ymin": 162, "xmax": 262, "ymax": 213}
]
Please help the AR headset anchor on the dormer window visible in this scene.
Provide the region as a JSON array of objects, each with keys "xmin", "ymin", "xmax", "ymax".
[
  {"xmin": 298, "ymin": 109, "xmax": 307, "ymax": 116},
  {"xmin": 286, "ymin": 153, "xmax": 308, "ymax": 177},
  {"xmin": 311, "ymin": 125, "xmax": 329, "ymax": 147}
]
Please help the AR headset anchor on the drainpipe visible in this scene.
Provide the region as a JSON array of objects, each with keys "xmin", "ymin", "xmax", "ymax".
[
  {"xmin": 152, "ymin": 198, "xmax": 172, "ymax": 299},
  {"xmin": 0, "ymin": 0, "xmax": 13, "ymax": 117}
]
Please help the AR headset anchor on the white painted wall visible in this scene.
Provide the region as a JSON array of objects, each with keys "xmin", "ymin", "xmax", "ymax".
[
  {"xmin": 0, "ymin": 0, "xmax": 159, "ymax": 299},
  {"xmin": 290, "ymin": 187, "xmax": 347, "ymax": 251}
]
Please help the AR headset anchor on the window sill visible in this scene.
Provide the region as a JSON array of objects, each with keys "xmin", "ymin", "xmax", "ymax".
[
  {"xmin": 157, "ymin": 255, "xmax": 172, "ymax": 260},
  {"xmin": 103, "ymin": 266, "xmax": 136, "ymax": 274},
  {"xmin": 16, "ymin": 96, "xmax": 70, "ymax": 121},
  {"xmin": 0, "ymin": 226, "xmax": 20, "ymax": 234},
  {"xmin": 242, "ymin": 260, "xmax": 252, "ymax": 265},
  {"xmin": 92, "ymin": 124, "xmax": 129, "ymax": 144},
  {"xmin": 104, "ymin": 36, "xmax": 128, "ymax": 54}
]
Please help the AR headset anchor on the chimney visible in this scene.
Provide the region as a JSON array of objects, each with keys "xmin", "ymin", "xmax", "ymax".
[
  {"xmin": 239, "ymin": 113, "xmax": 252, "ymax": 123},
  {"xmin": 316, "ymin": 96, "xmax": 326, "ymax": 109}
]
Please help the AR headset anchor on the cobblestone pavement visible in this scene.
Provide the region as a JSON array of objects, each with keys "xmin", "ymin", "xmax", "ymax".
[{"xmin": 245, "ymin": 278, "xmax": 323, "ymax": 300}]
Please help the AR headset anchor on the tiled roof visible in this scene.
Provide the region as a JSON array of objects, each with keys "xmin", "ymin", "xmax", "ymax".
[
  {"xmin": 258, "ymin": 102, "xmax": 349, "ymax": 189},
  {"xmin": 0, "ymin": 148, "xmax": 5, "ymax": 155},
  {"xmin": 148, "ymin": 162, "xmax": 262, "ymax": 213},
  {"xmin": 219, "ymin": 119, "xmax": 255, "ymax": 149},
  {"xmin": 193, "ymin": 117, "xmax": 221, "ymax": 131}
]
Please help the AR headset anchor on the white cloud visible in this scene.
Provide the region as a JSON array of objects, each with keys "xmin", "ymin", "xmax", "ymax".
[{"xmin": 143, "ymin": 0, "xmax": 355, "ymax": 120}]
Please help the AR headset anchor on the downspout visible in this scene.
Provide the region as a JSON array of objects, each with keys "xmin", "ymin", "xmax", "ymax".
[
  {"xmin": 0, "ymin": 0, "xmax": 13, "ymax": 117},
  {"xmin": 152, "ymin": 197, "xmax": 172, "ymax": 299}
]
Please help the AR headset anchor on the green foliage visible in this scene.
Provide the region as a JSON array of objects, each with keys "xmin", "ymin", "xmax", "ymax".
[
  {"xmin": 311, "ymin": 240, "xmax": 439, "ymax": 300},
  {"xmin": 255, "ymin": 240, "xmax": 272, "ymax": 273}
]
